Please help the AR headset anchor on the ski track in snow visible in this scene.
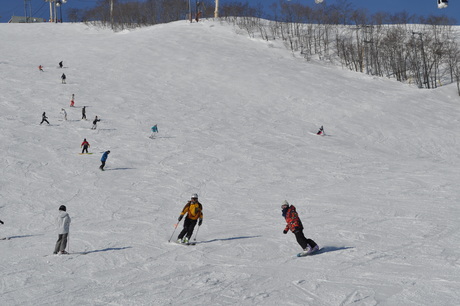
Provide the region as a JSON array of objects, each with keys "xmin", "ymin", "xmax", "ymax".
[{"xmin": 1, "ymin": 20, "xmax": 460, "ymax": 305}]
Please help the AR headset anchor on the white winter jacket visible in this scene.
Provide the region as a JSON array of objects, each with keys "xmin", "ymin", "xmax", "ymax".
[{"xmin": 57, "ymin": 211, "xmax": 71, "ymax": 234}]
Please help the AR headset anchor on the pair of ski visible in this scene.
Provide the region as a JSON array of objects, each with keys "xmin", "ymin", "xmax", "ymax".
[
  {"xmin": 175, "ymin": 241, "xmax": 196, "ymax": 246},
  {"xmin": 45, "ymin": 251, "xmax": 88, "ymax": 257}
]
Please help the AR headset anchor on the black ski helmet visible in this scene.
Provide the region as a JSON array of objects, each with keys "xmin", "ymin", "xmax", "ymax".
[{"xmin": 59, "ymin": 205, "xmax": 66, "ymax": 211}]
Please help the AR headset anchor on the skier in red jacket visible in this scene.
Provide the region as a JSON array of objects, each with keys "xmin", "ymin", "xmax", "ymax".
[{"xmin": 282, "ymin": 200, "xmax": 319, "ymax": 255}]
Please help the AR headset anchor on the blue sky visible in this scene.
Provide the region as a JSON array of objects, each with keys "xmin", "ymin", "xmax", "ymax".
[{"xmin": 1, "ymin": 0, "xmax": 458, "ymax": 23}]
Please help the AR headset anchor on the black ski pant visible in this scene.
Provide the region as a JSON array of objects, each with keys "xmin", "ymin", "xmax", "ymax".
[
  {"xmin": 54, "ymin": 233, "xmax": 68, "ymax": 254},
  {"xmin": 82, "ymin": 146, "xmax": 89, "ymax": 153},
  {"xmin": 99, "ymin": 161, "xmax": 106, "ymax": 170},
  {"xmin": 178, "ymin": 218, "xmax": 197, "ymax": 240},
  {"xmin": 40, "ymin": 119, "xmax": 49, "ymax": 125},
  {"xmin": 294, "ymin": 229, "xmax": 317, "ymax": 250}
]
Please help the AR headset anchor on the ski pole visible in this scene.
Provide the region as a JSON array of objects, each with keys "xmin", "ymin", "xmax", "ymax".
[
  {"xmin": 193, "ymin": 224, "xmax": 201, "ymax": 242},
  {"xmin": 168, "ymin": 222, "xmax": 179, "ymax": 243}
]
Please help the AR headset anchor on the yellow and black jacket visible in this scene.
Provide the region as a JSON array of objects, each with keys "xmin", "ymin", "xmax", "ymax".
[{"xmin": 180, "ymin": 201, "xmax": 203, "ymax": 221}]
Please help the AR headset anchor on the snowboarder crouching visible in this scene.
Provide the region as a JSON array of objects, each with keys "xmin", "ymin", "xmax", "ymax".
[
  {"xmin": 316, "ymin": 126, "xmax": 324, "ymax": 135},
  {"xmin": 54, "ymin": 205, "xmax": 71, "ymax": 255},
  {"xmin": 282, "ymin": 200, "xmax": 319, "ymax": 255},
  {"xmin": 177, "ymin": 194, "xmax": 203, "ymax": 244}
]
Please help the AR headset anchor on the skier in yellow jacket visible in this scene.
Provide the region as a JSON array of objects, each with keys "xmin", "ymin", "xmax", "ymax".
[{"xmin": 177, "ymin": 193, "xmax": 203, "ymax": 244}]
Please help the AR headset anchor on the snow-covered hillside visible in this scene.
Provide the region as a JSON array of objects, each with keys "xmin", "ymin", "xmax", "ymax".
[{"xmin": 1, "ymin": 20, "xmax": 459, "ymax": 305}]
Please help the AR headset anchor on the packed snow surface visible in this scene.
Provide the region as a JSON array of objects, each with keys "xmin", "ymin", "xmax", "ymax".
[{"xmin": 1, "ymin": 20, "xmax": 460, "ymax": 305}]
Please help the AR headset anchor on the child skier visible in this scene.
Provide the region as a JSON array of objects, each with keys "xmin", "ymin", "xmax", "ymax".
[
  {"xmin": 99, "ymin": 150, "xmax": 110, "ymax": 170},
  {"xmin": 282, "ymin": 200, "xmax": 319, "ymax": 255},
  {"xmin": 61, "ymin": 73, "xmax": 66, "ymax": 84},
  {"xmin": 70, "ymin": 94, "xmax": 75, "ymax": 107},
  {"xmin": 81, "ymin": 138, "xmax": 90, "ymax": 154},
  {"xmin": 177, "ymin": 194, "xmax": 203, "ymax": 244},
  {"xmin": 40, "ymin": 112, "xmax": 50, "ymax": 125},
  {"xmin": 82, "ymin": 106, "xmax": 86, "ymax": 120},
  {"xmin": 38, "ymin": 65, "xmax": 44, "ymax": 72}
]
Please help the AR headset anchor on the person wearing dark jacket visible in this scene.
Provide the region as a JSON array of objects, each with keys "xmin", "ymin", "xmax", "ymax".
[
  {"xmin": 91, "ymin": 116, "xmax": 100, "ymax": 130},
  {"xmin": 82, "ymin": 106, "xmax": 86, "ymax": 120},
  {"xmin": 61, "ymin": 73, "xmax": 66, "ymax": 84},
  {"xmin": 40, "ymin": 112, "xmax": 50, "ymax": 125},
  {"xmin": 99, "ymin": 150, "xmax": 110, "ymax": 170},
  {"xmin": 81, "ymin": 138, "xmax": 90, "ymax": 154},
  {"xmin": 282, "ymin": 200, "xmax": 319, "ymax": 254},
  {"xmin": 177, "ymin": 193, "xmax": 203, "ymax": 244}
]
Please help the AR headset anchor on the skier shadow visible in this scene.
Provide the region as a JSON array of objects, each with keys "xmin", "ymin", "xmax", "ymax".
[
  {"xmin": 78, "ymin": 246, "xmax": 132, "ymax": 255},
  {"xmin": 150, "ymin": 136, "xmax": 176, "ymax": 139},
  {"xmin": 104, "ymin": 167, "xmax": 135, "ymax": 171},
  {"xmin": 4, "ymin": 234, "xmax": 42, "ymax": 240},
  {"xmin": 316, "ymin": 246, "xmax": 354, "ymax": 255},
  {"xmin": 197, "ymin": 235, "xmax": 261, "ymax": 244}
]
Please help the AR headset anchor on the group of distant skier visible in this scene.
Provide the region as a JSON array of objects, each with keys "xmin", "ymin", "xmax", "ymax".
[{"xmin": 38, "ymin": 62, "xmax": 100, "ymax": 129}]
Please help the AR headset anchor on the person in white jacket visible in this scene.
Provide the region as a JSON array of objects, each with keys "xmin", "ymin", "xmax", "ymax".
[{"xmin": 54, "ymin": 205, "xmax": 71, "ymax": 255}]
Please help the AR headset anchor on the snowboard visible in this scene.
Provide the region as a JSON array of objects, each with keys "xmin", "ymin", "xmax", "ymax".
[{"xmin": 297, "ymin": 248, "xmax": 321, "ymax": 257}]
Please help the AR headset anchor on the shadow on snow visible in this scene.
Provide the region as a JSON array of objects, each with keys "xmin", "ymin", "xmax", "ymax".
[
  {"xmin": 77, "ymin": 246, "xmax": 132, "ymax": 255},
  {"xmin": 197, "ymin": 235, "xmax": 261, "ymax": 244},
  {"xmin": 316, "ymin": 246, "xmax": 354, "ymax": 255},
  {"xmin": 2, "ymin": 234, "xmax": 42, "ymax": 240}
]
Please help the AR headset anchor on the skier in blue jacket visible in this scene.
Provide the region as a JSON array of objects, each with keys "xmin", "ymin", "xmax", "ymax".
[{"xmin": 99, "ymin": 150, "xmax": 110, "ymax": 171}]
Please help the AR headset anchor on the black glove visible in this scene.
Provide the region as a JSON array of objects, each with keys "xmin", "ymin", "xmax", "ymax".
[
  {"xmin": 0, "ymin": 220, "xmax": 3, "ymax": 224},
  {"xmin": 198, "ymin": 219, "xmax": 202, "ymax": 226},
  {"xmin": 283, "ymin": 229, "xmax": 288, "ymax": 234},
  {"xmin": 178, "ymin": 215, "xmax": 183, "ymax": 222}
]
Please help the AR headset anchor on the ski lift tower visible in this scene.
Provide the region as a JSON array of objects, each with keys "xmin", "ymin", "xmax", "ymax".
[
  {"xmin": 44, "ymin": 0, "xmax": 54, "ymax": 22},
  {"xmin": 24, "ymin": 0, "xmax": 32, "ymax": 23}
]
